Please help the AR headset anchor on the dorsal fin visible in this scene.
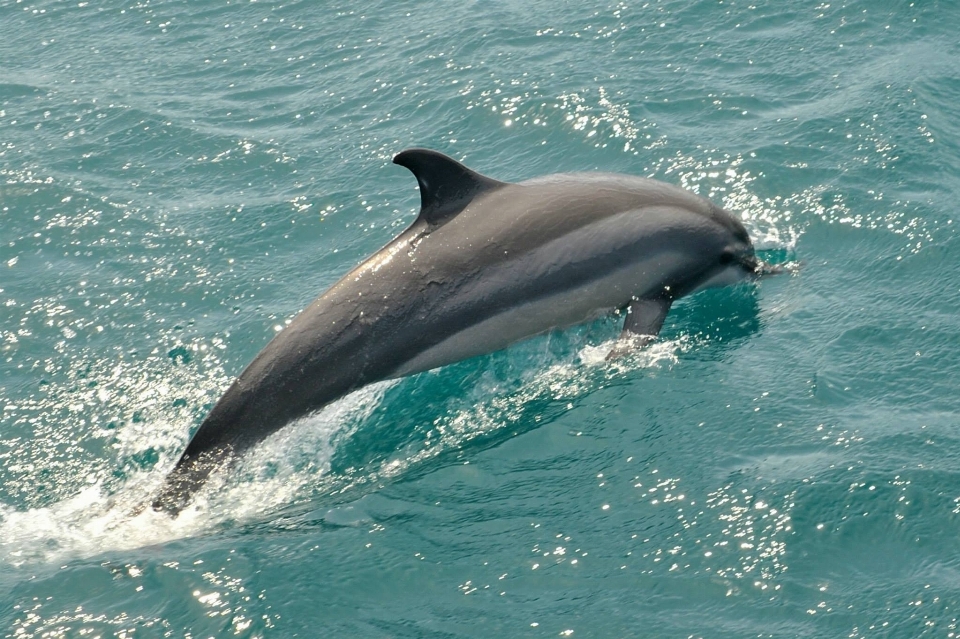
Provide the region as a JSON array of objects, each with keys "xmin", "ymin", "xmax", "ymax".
[{"xmin": 393, "ymin": 148, "xmax": 507, "ymax": 229}]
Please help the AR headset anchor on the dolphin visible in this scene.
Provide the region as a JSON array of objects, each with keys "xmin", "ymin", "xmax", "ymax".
[{"xmin": 152, "ymin": 148, "xmax": 767, "ymax": 515}]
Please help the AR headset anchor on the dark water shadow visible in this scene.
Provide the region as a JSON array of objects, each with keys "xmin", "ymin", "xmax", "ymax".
[{"xmin": 667, "ymin": 283, "xmax": 764, "ymax": 360}]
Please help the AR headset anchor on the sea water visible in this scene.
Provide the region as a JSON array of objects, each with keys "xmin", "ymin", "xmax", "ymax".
[{"xmin": 2, "ymin": 0, "xmax": 960, "ymax": 636}]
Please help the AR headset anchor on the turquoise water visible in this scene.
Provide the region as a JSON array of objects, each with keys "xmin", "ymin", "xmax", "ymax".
[{"xmin": 3, "ymin": 0, "xmax": 960, "ymax": 636}]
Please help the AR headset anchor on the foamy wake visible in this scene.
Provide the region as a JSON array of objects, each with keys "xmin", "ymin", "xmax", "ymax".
[{"xmin": 0, "ymin": 381, "xmax": 396, "ymax": 568}]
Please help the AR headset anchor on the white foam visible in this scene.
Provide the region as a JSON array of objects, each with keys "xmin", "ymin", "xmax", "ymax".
[{"xmin": 0, "ymin": 381, "xmax": 395, "ymax": 568}]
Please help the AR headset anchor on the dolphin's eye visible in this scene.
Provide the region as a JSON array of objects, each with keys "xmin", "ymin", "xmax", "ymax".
[{"xmin": 719, "ymin": 251, "xmax": 735, "ymax": 265}]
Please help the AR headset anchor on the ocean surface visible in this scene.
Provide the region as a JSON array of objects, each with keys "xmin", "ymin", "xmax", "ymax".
[{"xmin": 2, "ymin": 0, "xmax": 960, "ymax": 636}]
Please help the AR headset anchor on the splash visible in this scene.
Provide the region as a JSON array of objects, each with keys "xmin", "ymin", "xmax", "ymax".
[
  {"xmin": 0, "ymin": 379, "xmax": 395, "ymax": 568},
  {"xmin": 363, "ymin": 335, "xmax": 692, "ymax": 488}
]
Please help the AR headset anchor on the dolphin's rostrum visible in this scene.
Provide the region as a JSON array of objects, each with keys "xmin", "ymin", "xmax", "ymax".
[{"xmin": 152, "ymin": 149, "xmax": 766, "ymax": 515}]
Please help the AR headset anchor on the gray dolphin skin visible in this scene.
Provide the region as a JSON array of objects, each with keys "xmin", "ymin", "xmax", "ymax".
[{"xmin": 152, "ymin": 148, "xmax": 764, "ymax": 515}]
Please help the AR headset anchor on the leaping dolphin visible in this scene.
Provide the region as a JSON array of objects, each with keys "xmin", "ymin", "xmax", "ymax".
[{"xmin": 152, "ymin": 148, "xmax": 768, "ymax": 515}]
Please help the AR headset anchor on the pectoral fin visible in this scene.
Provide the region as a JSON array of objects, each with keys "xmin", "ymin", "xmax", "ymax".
[{"xmin": 607, "ymin": 297, "xmax": 672, "ymax": 360}]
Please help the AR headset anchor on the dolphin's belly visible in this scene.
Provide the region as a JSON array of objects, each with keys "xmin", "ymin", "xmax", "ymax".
[{"xmin": 390, "ymin": 250, "xmax": 693, "ymax": 378}]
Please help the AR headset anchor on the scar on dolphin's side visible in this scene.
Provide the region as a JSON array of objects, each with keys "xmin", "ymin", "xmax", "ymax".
[{"xmin": 151, "ymin": 148, "xmax": 778, "ymax": 516}]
